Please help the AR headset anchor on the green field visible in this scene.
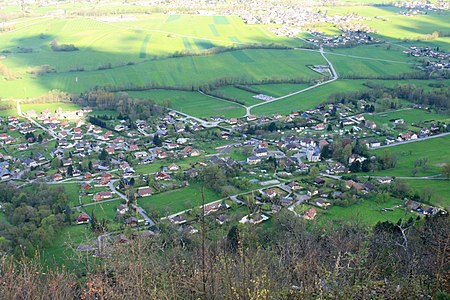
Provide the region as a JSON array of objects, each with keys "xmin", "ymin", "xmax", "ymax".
[
  {"xmin": 128, "ymin": 90, "xmax": 246, "ymax": 118},
  {"xmin": 140, "ymin": 182, "xmax": 222, "ymax": 217},
  {"xmin": 319, "ymin": 196, "xmax": 415, "ymax": 227},
  {"xmin": 212, "ymin": 86, "xmax": 263, "ymax": 106},
  {"xmin": 404, "ymin": 179, "xmax": 450, "ymax": 209},
  {"xmin": 365, "ymin": 109, "xmax": 450, "ymax": 128},
  {"xmin": 0, "ymin": 15, "xmax": 296, "ymax": 73},
  {"xmin": 249, "ymin": 83, "xmax": 311, "ymax": 97},
  {"xmin": 20, "ymin": 102, "xmax": 82, "ymax": 114},
  {"xmin": 0, "ymin": 49, "xmax": 326, "ymax": 98},
  {"xmin": 252, "ymin": 79, "xmax": 369, "ymax": 115},
  {"xmin": 370, "ymin": 135, "xmax": 450, "ymax": 177},
  {"xmin": 134, "ymin": 156, "xmax": 203, "ymax": 174},
  {"xmin": 84, "ymin": 199, "xmax": 123, "ymax": 230},
  {"xmin": 61, "ymin": 183, "xmax": 81, "ymax": 207},
  {"xmin": 326, "ymin": 48, "xmax": 415, "ymax": 78},
  {"xmin": 365, "ymin": 79, "xmax": 450, "ymax": 91},
  {"xmin": 0, "ymin": 14, "xmax": 318, "ymax": 99},
  {"xmin": 41, "ymin": 224, "xmax": 94, "ymax": 268}
]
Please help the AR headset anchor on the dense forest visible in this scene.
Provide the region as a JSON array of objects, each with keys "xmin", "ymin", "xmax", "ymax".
[{"xmin": 0, "ymin": 184, "xmax": 70, "ymax": 257}]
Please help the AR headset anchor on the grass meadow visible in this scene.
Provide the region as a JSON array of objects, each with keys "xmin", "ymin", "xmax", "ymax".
[
  {"xmin": 403, "ymin": 179, "xmax": 450, "ymax": 208},
  {"xmin": 212, "ymin": 86, "xmax": 263, "ymax": 106},
  {"xmin": 0, "ymin": 49, "xmax": 326, "ymax": 98},
  {"xmin": 140, "ymin": 182, "xmax": 222, "ymax": 218},
  {"xmin": 252, "ymin": 79, "xmax": 369, "ymax": 115},
  {"xmin": 370, "ymin": 135, "xmax": 450, "ymax": 177},
  {"xmin": 249, "ymin": 83, "xmax": 311, "ymax": 97},
  {"xmin": 319, "ymin": 196, "xmax": 415, "ymax": 227},
  {"xmin": 365, "ymin": 109, "xmax": 450, "ymax": 128},
  {"xmin": 127, "ymin": 90, "xmax": 246, "ymax": 118}
]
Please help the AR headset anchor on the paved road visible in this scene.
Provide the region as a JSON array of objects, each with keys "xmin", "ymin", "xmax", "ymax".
[
  {"xmin": 131, "ymin": 204, "xmax": 156, "ymax": 227},
  {"xmin": 171, "ymin": 109, "xmax": 219, "ymax": 127},
  {"xmin": 245, "ymin": 47, "xmax": 338, "ymax": 116},
  {"xmin": 16, "ymin": 100, "xmax": 58, "ymax": 139},
  {"xmin": 369, "ymin": 132, "xmax": 450, "ymax": 150},
  {"xmin": 288, "ymin": 194, "xmax": 311, "ymax": 217},
  {"xmin": 108, "ymin": 179, "xmax": 128, "ymax": 201}
]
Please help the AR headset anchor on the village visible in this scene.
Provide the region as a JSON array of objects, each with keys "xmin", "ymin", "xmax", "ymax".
[{"xmin": 0, "ymin": 90, "xmax": 447, "ymax": 254}]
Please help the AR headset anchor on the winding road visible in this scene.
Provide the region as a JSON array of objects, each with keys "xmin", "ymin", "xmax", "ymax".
[{"xmin": 244, "ymin": 47, "xmax": 338, "ymax": 116}]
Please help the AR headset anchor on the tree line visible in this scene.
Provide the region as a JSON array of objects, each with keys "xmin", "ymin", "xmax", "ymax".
[
  {"xmin": 0, "ymin": 209, "xmax": 447, "ymax": 299},
  {"xmin": 329, "ymin": 82, "xmax": 450, "ymax": 112}
]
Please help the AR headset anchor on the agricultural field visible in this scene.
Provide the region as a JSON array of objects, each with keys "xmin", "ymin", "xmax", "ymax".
[
  {"xmin": 212, "ymin": 86, "xmax": 263, "ymax": 106},
  {"xmin": 370, "ymin": 135, "xmax": 450, "ymax": 177},
  {"xmin": 365, "ymin": 79, "xmax": 450, "ymax": 90},
  {"xmin": 326, "ymin": 50, "xmax": 415, "ymax": 78},
  {"xmin": 327, "ymin": 44, "xmax": 417, "ymax": 64},
  {"xmin": 0, "ymin": 49, "xmax": 326, "ymax": 99},
  {"xmin": 0, "ymin": 15, "xmax": 295, "ymax": 73},
  {"xmin": 127, "ymin": 90, "xmax": 246, "ymax": 119},
  {"xmin": 252, "ymin": 79, "xmax": 370, "ymax": 115},
  {"xmin": 248, "ymin": 83, "xmax": 311, "ymax": 97}
]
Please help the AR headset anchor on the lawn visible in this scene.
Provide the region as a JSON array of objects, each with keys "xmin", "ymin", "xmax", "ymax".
[
  {"xmin": 403, "ymin": 179, "xmax": 450, "ymax": 209},
  {"xmin": 319, "ymin": 196, "xmax": 415, "ymax": 227},
  {"xmin": 140, "ymin": 182, "xmax": 222, "ymax": 217},
  {"xmin": 81, "ymin": 199, "xmax": 123, "ymax": 231},
  {"xmin": 128, "ymin": 90, "xmax": 246, "ymax": 119},
  {"xmin": 370, "ymin": 135, "xmax": 450, "ymax": 177}
]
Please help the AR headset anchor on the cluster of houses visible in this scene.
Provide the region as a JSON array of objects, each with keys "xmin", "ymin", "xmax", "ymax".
[
  {"xmin": 404, "ymin": 46, "xmax": 450, "ymax": 61},
  {"xmin": 405, "ymin": 199, "xmax": 445, "ymax": 216},
  {"xmin": 395, "ymin": 1, "xmax": 449, "ymax": 14},
  {"xmin": 307, "ymin": 30, "xmax": 380, "ymax": 48},
  {"xmin": 0, "ymin": 106, "xmax": 209, "ymax": 183},
  {"xmin": 0, "ymin": 94, "xmax": 447, "ymax": 243},
  {"xmin": 0, "ymin": 98, "xmax": 447, "ymax": 187},
  {"xmin": 404, "ymin": 46, "xmax": 450, "ymax": 74}
]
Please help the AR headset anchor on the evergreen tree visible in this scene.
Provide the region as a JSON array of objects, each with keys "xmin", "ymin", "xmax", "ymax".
[{"xmin": 153, "ymin": 134, "xmax": 163, "ymax": 147}]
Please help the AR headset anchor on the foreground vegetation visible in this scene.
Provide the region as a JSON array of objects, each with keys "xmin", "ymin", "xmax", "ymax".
[{"xmin": 1, "ymin": 212, "xmax": 448, "ymax": 299}]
